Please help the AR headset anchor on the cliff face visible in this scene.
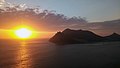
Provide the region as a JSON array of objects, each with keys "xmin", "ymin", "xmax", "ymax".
[{"xmin": 49, "ymin": 29, "xmax": 120, "ymax": 45}]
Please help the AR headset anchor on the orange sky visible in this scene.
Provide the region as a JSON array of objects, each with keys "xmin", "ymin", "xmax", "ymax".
[
  {"xmin": 0, "ymin": 28, "xmax": 55, "ymax": 39},
  {"xmin": 0, "ymin": 18, "xmax": 56, "ymax": 39}
]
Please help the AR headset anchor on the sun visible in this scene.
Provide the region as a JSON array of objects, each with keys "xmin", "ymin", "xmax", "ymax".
[{"xmin": 15, "ymin": 28, "xmax": 32, "ymax": 39}]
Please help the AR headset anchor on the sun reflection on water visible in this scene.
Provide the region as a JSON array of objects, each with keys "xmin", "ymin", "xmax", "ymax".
[{"xmin": 17, "ymin": 42, "xmax": 30, "ymax": 68}]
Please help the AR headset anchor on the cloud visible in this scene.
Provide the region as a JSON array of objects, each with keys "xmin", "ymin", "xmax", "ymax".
[
  {"xmin": 0, "ymin": 0, "xmax": 5, "ymax": 7},
  {"xmin": 0, "ymin": 0, "xmax": 27, "ymax": 10},
  {"xmin": 0, "ymin": 0, "xmax": 5, "ymax": 3},
  {"xmin": 0, "ymin": 3, "xmax": 119, "ymax": 36},
  {"xmin": 0, "ymin": 0, "xmax": 14, "ymax": 8},
  {"xmin": 19, "ymin": 4, "xmax": 26, "ymax": 8}
]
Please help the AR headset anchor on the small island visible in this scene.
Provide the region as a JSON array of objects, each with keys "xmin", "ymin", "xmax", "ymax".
[{"xmin": 49, "ymin": 28, "xmax": 120, "ymax": 45}]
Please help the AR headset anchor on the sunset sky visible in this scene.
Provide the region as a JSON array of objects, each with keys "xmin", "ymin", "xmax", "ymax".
[
  {"xmin": 0, "ymin": 0, "xmax": 120, "ymax": 39},
  {"xmin": 5, "ymin": 0, "xmax": 120, "ymax": 22}
]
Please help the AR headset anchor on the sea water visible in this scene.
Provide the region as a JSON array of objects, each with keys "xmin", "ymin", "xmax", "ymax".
[{"xmin": 0, "ymin": 39, "xmax": 120, "ymax": 68}]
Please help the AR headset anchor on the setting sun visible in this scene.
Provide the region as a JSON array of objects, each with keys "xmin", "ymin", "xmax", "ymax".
[{"xmin": 15, "ymin": 28, "xmax": 32, "ymax": 39}]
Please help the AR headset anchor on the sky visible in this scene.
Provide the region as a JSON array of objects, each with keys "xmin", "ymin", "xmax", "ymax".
[
  {"xmin": 0, "ymin": 0, "xmax": 120, "ymax": 39},
  {"xmin": 4, "ymin": 0, "xmax": 120, "ymax": 22}
]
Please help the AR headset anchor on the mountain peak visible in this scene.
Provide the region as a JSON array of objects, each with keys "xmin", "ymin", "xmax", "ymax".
[
  {"xmin": 110, "ymin": 33, "xmax": 120, "ymax": 37},
  {"xmin": 112, "ymin": 33, "xmax": 119, "ymax": 35},
  {"xmin": 63, "ymin": 28, "xmax": 72, "ymax": 32}
]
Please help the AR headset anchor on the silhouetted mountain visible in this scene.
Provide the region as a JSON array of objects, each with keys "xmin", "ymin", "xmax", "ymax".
[
  {"xmin": 49, "ymin": 29, "xmax": 120, "ymax": 45},
  {"xmin": 49, "ymin": 29, "xmax": 104, "ymax": 45},
  {"xmin": 105, "ymin": 33, "xmax": 120, "ymax": 41}
]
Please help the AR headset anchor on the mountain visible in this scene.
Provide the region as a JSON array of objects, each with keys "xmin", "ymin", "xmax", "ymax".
[
  {"xmin": 49, "ymin": 29, "xmax": 120, "ymax": 45},
  {"xmin": 105, "ymin": 33, "xmax": 120, "ymax": 41},
  {"xmin": 49, "ymin": 29, "xmax": 104, "ymax": 45}
]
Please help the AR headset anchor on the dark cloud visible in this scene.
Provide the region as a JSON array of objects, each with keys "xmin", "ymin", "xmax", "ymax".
[
  {"xmin": 0, "ymin": 6, "xmax": 87, "ymax": 30},
  {"xmin": 0, "ymin": 5, "xmax": 120, "ymax": 36}
]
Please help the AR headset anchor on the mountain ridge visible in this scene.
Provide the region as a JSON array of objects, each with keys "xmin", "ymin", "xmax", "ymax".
[{"xmin": 49, "ymin": 29, "xmax": 120, "ymax": 45}]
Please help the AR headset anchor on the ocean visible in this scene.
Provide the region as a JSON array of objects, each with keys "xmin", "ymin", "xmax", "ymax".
[{"xmin": 0, "ymin": 39, "xmax": 120, "ymax": 68}]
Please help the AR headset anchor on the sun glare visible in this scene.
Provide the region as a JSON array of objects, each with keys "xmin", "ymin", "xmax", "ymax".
[{"xmin": 15, "ymin": 28, "xmax": 32, "ymax": 39}]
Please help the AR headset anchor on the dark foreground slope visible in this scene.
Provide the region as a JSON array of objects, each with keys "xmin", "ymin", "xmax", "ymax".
[{"xmin": 49, "ymin": 29, "xmax": 120, "ymax": 45}]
